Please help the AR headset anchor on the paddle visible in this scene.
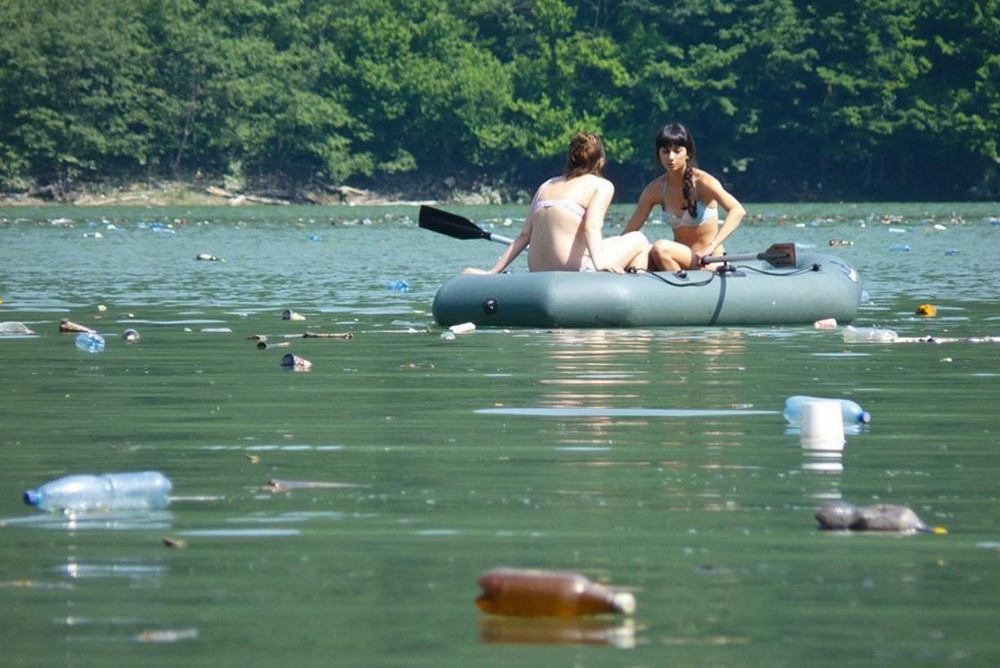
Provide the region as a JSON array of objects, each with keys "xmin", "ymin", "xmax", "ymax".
[
  {"xmin": 701, "ymin": 242, "xmax": 796, "ymax": 268},
  {"xmin": 418, "ymin": 206, "xmax": 515, "ymax": 245}
]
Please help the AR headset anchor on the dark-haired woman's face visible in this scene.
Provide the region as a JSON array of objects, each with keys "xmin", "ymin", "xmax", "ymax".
[{"xmin": 659, "ymin": 144, "xmax": 688, "ymax": 171}]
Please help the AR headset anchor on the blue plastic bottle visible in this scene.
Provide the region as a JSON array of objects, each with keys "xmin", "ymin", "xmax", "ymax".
[
  {"xmin": 23, "ymin": 471, "xmax": 172, "ymax": 512},
  {"xmin": 783, "ymin": 395, "xmax": 870, "ymax": 425},
  {"xmin": 74, "ymin": 331, "xmax": 105, "ymax": 353}
]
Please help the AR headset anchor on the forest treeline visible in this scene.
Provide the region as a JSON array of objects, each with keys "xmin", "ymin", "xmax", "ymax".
[{"xmin": 1, "ymin": 0, "xmax": 997, "ymax": 202}]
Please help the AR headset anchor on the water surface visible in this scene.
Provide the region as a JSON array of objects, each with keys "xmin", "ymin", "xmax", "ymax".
[{"xmin": 1, "ymin": 202, "xmax": 999, "ymax": 665}]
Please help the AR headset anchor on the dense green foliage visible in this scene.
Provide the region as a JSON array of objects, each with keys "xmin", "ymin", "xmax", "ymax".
[{"xmin": 1, "ymin": 0, "xmax": 997, "ymax": 200}]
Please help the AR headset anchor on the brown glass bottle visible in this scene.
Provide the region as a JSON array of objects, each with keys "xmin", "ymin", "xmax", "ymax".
[{"xmin": 476, "ymin": 568, "xmax": 636, "ymax": 617}]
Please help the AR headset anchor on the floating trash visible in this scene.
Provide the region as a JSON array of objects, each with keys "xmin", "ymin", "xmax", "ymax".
[
  {"xmin": 476, "ymin": 568, "xmax": 635, "ymax": 617},
  {"xmin": 816, "ymin": 501, "xmax": 946, "ymax": 534},
  {"xmin": 280, "ymin": 353, "xmax": 312, "ymax": 372},
  {"xmin": 195, "ymin": 253, "xmax": 225, "ymax": 262},
  {"xmin": 387, "ymin": 280, "xmax": 410, "ymax": 292},
  {"xmin": 60, "ymin": 319, "xmax": 94, "ymax": 333},
  {"xmin": 915, "ymin": 303, "xmax": 937, "ymax": 317},
  {"xmin": 842, "ymin": 325, "xmax": 898, "ymax": 343},
  {"xmin": 0, "ymin": 321, "xmax": 34, "ymax": 335},
  {"xmin": 74, "ymin": 332, "xmax": 105, "ymax": 353}
]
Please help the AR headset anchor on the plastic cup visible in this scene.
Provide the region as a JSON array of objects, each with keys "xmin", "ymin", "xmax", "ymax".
[{"xmin": 800, "ymin": 400, "xmax": 845, "ymax": 450}]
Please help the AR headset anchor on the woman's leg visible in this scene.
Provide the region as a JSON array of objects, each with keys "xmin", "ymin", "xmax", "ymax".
[
  {"xmin": 602, "ymin": 232, "xmax": 650, "ymax": 270},
  {"xmin": 650, "ymin": 239, "xmax": 695, "ymax": 271}
]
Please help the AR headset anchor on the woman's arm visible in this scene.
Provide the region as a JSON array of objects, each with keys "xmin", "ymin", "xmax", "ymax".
[
  {"xmin": 621, "ymin": 179, "xmax": 659, "ymax": 234},
  {"xmin": 582, "ymin": 179, "xmax": 617, "ymax": 272},
  {"xmin": 696, "ymin": 171, "xmax": 746, "ymax": 256},
  {"xmin": 462, "ymin": 219, "xmax": 532, "ymax": 275}
]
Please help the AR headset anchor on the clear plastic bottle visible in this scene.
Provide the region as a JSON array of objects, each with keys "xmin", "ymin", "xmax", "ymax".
[
  {"xmin": 842, "ymin": 325, "xmax": 898, "ymax": 343},
  {"xmin": 23, "ymin": 471, "xmax": 172, "ymax": 512},
  {"xmin": 0, "ymin": 321, "xmax": 34, "ymax": 335},
  {"xmin": 476, "ymin": 568, "xmax": 636, "ymax": 617},
  {"xmin": 784, "ymin": 395, "xmax": 871, "ymax": 425},
  {"xmin": 74, "ymin": 331, "xmax": 105, "ymax": 353}
]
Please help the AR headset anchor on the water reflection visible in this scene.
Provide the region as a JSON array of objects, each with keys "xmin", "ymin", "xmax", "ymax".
[
  {"xmin": 479, "ymin": 616, "xmax": 638, "ymax": 648},
  {"xmin": 60, "ymin": 558, "xmax": 168, "ymax": 581},
  {"xmin": 1, "ymin": 510, "xmax": 173, "ymax": 532}
]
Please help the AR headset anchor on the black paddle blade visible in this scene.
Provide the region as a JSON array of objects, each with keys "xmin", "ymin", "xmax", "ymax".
[
  {"xmin": 418, "ymin": 206, "xmax": 515, "ymax": 245},
  {"xmin": 701, "ymin": 242, "xmax": 796, "ymax": 267},
  {"xmin": 758, "ymin": 242, "xmax": 796, "ymax": 267},
  {"xmin": 419, "ymin": 206, "xmax": 491, "ymax": 241}
]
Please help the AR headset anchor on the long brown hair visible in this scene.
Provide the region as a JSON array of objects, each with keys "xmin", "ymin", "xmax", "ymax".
[
  {"xmin": 564, "ymin": 133, "xmax": 605, "ymax": 178},
  {"xmin": 655, "ymin": 123, "xmax": 697, "ymax": 218}
]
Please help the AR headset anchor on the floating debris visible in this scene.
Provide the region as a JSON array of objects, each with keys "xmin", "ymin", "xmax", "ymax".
[
  {"xmin": 133, "ymin": 628, "xmax": 199, "ymax": 644},
  {"xmin": 299, "ymin": 331, "xmax": 354, "ymax": 339},
  {"xmin": 59, "ymin": 319, "xmax": 95, "ymax": 333},
  {"xmin": 816, "ymin": 501, "xmax": 946, "ymax": 534},
  {"xmin": 265, "ymin": 479, "xmax": 361, "ymax": 492},
  {"xmin": 280, "ymin": 353, "xmax": 311, "ymax": 371}
]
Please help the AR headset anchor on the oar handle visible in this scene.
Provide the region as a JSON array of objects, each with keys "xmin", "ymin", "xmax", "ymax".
[{"xmin": 701, "ymin": 243, "xmax": 796, "ymax": 268}]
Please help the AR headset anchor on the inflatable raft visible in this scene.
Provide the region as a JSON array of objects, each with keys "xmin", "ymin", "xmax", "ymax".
[{"xmin": 432, "ymin": 250, "xmax": 863, "ymax": 329}]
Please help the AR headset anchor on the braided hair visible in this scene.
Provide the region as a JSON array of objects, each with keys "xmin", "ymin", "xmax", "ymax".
[{"xmin": 655, "ymin": 123, "xmax": 698, "ymax": 218}]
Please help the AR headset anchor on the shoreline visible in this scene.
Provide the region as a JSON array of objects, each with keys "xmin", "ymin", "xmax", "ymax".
[{"xmin": 0, "ymin": 176, "xmax": 521, "ymax": 208}]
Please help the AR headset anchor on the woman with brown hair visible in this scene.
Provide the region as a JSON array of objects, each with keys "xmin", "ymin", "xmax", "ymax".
[{"xmin": 463, "ymin": 133, "xmax": 650, "ymax": 275}]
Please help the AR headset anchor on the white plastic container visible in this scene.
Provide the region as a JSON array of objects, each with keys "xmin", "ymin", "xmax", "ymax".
[{"xmin": 799, "ymin": 400, "xmax": 845, "ymax": 451}]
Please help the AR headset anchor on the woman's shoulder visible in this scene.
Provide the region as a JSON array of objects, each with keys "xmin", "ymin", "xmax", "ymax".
[{"xmin": 692, "ymin": 168, "xmax": 721, "ymax": 186}]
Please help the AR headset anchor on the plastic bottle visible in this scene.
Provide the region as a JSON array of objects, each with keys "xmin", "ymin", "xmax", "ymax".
[
  {"xmin": 476, "ymin": 568, "xmax": 636, "ymax": 617},
  {"xmin": 784, "ymin": 395, "xmax": 870, "ymax": 425},
  {"xmin": 0, "ymin": 321, "xmax": 34, "ymax": 335},
  {"xmin": 387, "ymin": 280, "xmax": 410, "ymax": 292},
  {"xmin": 74, "ymin": 331, "xmax": 105, "ymax": 353},
  {"xmin": 842, "ymin": 325, "xmax": 898, "ymax": 343},
  {"xmin": 23, "ymin": 471, "xmax": 172, "ymax": 512}
]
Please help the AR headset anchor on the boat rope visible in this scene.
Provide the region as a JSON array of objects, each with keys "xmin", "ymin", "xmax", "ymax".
[{"xmin": 634, "ymin": 261, "xmax": 821, "ymax": 287}]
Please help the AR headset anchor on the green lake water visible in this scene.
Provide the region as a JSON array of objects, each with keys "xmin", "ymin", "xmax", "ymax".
[{"xmin": 1, "ymin": 202, "xmax": 999, "ymax": 666}]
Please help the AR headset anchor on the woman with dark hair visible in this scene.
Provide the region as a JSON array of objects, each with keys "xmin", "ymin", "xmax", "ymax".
[
  {"xmin": 622, "ymin": 123, "xmax": 745, "ymax": 271},
  {"xmin": 463, "ymin": 133, "xmax": 650, "ymax": 275}
]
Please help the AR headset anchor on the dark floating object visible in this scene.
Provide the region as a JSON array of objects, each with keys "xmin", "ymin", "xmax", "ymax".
[{"xmin": 816, "ymin": 501, "xmax": 947, "ymax": 534}]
